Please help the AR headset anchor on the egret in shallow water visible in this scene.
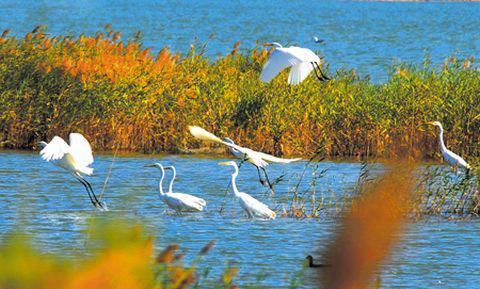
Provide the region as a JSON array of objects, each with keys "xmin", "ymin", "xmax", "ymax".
[
  {"xmin": 428, "ymin": 121, "xmax": 471, "ymax": 173},
  {"xmin": 39, "ymin": 133, "xmax": 105, "ymax": 209},
  {"xmin": 165, "ymin": 165, "xmax": 178, "ymax": 194},
  {"xmin": 145, "ymin": 163, "xmax": 206, "ymax": 213},
  {"xmin": 260, "ymin": 42, "xmax": 329, "ymax": 85},
  {"xmin": 165, "ymin": 165, "xmax": 206, "ymax": 205},
  {"xmin": 189, "ymin": 126, "xmax": 302, "ymax": 190},
  {"xmin": 219, "ymin": 161, "xmax": 275, "ymax": 219}
]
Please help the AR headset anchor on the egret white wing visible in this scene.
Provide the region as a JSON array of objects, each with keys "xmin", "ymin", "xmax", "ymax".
[
  {"xmin": 260, "ymin": 49, "xmax": 300, "ymax": 83},
  {"xmin": 169, "ymin": 193, "xmax": 206, "ymax": 211},
  {"xmin": 256, "ymin": 151, "xmax": 302, "ymax": 164},
  {"xmin": 239, "ymin": 192, "xmax": 275, "ymax": 219},
  {"xmin": 189, "ymin": 126, "xmax": 249, "ymax": 155},
  {"xmin": 40, "ymin": 136, "xmax": 71, "ymax": 162},
  {"xmin": 189, "ymin": 126, "xmax": 225, "ymax": 144},
  {"xmin": 444, "ymin": 150, "xmax": 470, "ymax": 169},
  {"xmin": 245, "ymin": 151, "xmax": 269, "ymax": 168},
  {"xmin": 288, "ymin": 62, "xmax": 315, "ymax": 85},
  {"xmin": 173, "ymin": 193, "xmax": 207, "ymax": 206},
  {"xmin": 69, "ymin": 133, "xmax": 94, "ymax": 167},
  {"xmin": 287, "ymin": 46, "xmax": 321, "ymax": 63}
]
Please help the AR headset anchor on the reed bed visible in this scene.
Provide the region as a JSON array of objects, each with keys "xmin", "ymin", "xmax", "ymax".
[
  {"xmin": 282, "ymin": 158, "xmax": 480, "ymax": 219},
  {"xmin": 1, "ymin": 28, "xmax": 480, "ymax": 160}
]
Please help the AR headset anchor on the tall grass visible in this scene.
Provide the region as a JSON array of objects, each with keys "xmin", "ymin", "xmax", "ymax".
[
  {"xmin": 283, "ymin": 159, "xmax": 480, "ymax": 219},
  {"xmin": 1, "ymin": 28, "xmax": 480, "ymax": 160}
]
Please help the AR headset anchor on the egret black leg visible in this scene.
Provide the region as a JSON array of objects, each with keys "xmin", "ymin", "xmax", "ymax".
[
  {"xmin": 261, "ymin": 167, "xmax": 275, "ymax": 192},
  {"xmin": 312, "ymin": 62, "xmax": 330, "ymax": 81},
  {"xmin": 74, "ymin": 174, "xmax": 98, "ymax": 207},
  {"xmin": 256, "ymin": 166, "xmax": 267, "ymax": 187},
  {"xmin": 317, "ymin": 63, "xmax": 331, "ymax": 81},
  {"xmin": 83, "ymin": 178, "xmax": 103, "ymax": 208},
  {"xmin": 74, "ymin": 173, "xmax": 103, "ymax": 209},
  {"xmin": 310, "ymin": 62, "xmax": 323, "ymax": 81}
]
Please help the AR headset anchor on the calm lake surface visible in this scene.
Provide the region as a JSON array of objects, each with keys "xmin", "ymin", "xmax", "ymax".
[
  {"xmin": 0, "ymin": 151, "xmax": 479, "ymax": 288},
  {"xmin": 2, "ymin": 1, "xmax": 480, "ymax": 82}
]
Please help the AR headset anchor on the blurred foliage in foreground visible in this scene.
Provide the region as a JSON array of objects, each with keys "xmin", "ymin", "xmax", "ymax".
[
  {"xmin": 0, "ymin": 27, "xmax": 480, "ymax": 160},
  {"xmin": 0, "ymin": 221, "xmax": 239, "ymax": 289}
]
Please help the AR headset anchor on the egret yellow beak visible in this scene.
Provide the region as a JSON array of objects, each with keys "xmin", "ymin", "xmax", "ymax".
[
  {"xmin": 263, "ymin": 43, "xmax": 273, "ymax": 47},
  {"xmin": 427, "ymin": 121, "xmax": 435, "ymax": 125},
  {"xmin": 218, "ymin": 162, "xmax": 230, "ymax": 166}
]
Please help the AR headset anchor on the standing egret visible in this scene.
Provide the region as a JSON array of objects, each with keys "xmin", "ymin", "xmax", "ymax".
[
  {"xmin": 428, "ymin": 121, "xmax": 471, "ymax": 173},
  {"xmin": 219, "ymin": 161, "xmax": 276, "ymax": 219},
  {"xmin": 145, "ymin": 163, "xmax": 206, "ymax": 213},
  {"xmin": 165, "ymin": 165, "xmax": 207, "ymax": 207},
  {"xmin": 39, "ymin": 133, "xmax": 105, "ymax": 209},
  {"xmin": 165, "ymin": 165, "xmax": 178, "ymax": 194},
  {"xmin": 260, "ymin": 42, "xmax": 329, "ymax": 85},
  {"xmin": 188, "ymin": 126, "xmax": 302, "ymax": 190}
]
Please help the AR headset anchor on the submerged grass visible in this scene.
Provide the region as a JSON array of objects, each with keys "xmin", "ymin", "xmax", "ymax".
[{"xmin": 1, "ymin": 28, "xmax": 480, "ymax": 160}]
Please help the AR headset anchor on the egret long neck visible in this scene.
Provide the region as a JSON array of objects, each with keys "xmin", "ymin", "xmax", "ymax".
[
  {"xmin": 437, "ymin": 126, "xmax": 447, "ymax": 153},
  {"xmin": 230, "ymin": 165, "xmax": 241, "ymax": 198},
  {"xmin": 168, "ymin": 166, "xmax": 176, "ymax": 193},
  {"xmin": 158, "ymin": 166, "xmax": 166, "ymax": 197}
]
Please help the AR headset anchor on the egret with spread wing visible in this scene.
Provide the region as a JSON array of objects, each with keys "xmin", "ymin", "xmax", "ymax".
[
  {"xmin": 428, "ymin": 121, "xmax": 471, "ymax": 173},
  {"xmin": 260, "ymin": 42, "xmax": 329, "ymax": 85},
  {"xmin": 188, "ymin": 126, "xmax": 302, "ymax": 190},
  {"xmin": 219, "ymin": 161, "xmax": 276, "ymax": 219},
  {"xmin": 39, "ymin": 133, "xmax": 105, "ymax": 209},
  {"xmin": 145, "ymin": 163, "xmax": 206, "ymax": 213},
  {"xmin": 313, "ymin": 36, "xmax": 324, "ymax": 44}
]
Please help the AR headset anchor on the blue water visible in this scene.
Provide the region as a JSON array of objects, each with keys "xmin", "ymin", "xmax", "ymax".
[
  {"xmin": 1, "ymin": 1, "xmax": 480, "ymax": 82},
  {"xmin": 0, "ymin": 151, "xmax": 479, "ymax": 288}
]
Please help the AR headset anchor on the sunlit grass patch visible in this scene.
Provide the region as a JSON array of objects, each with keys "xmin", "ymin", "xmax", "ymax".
[{"xmin": 0, "ymin": 27, "xmax": 479, "ymax": 162}]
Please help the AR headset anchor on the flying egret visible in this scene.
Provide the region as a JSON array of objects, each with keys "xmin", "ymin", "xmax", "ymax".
[
  {"xmin": 313, "ymin": 36, "xmax": 324, "ymax": 44},
  {"xmin": 39, "ymin": 133, "xmax": 105, "ymax": 209},
  {"xmin": 219, "ymin": 161, "xmax": 276, "ymax": 219},
  {"xmin": 145, "ymin": 163, "xmax": 206, "ymax": 213},
  {"xmin": 260, "ymin": 42, "xmax": 329, "ymax": 85},
  {"xmin": 428, "ymin": 121, "xmax": 471, "ymax": 173},
  {"xmin": 188, "ymin": 126, "xmax": 302, "ymax": 190}
]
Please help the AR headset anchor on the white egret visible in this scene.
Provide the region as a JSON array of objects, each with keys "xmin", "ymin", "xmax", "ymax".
[
  {"xmin": 165, "ymin": 164, "xmax": 207, "ymax": 207},
  {"xmin": 145, "ymin": 163, "xmax": 206, "ymax": 213},
  {"xmin": 39, "ymin": 133, "xmax": 105, "ymax": 209},
  {"xmin": 260, "ymin": 42, "xmax": 329, "ymax": 85},
  {"xmin": 219, "ymin": 161, "xmax": 276, "ymax": 219},
  {"xmin": 313, "ymin": 36, "xmax": 324, "ymax": 44},
  {"xmin": 188, "ymin": 126, "xmax": 302, "ymax": 190},
  {"xmin": 429, "ymin": 121, "xmax": 471, "ymax": 172}
]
